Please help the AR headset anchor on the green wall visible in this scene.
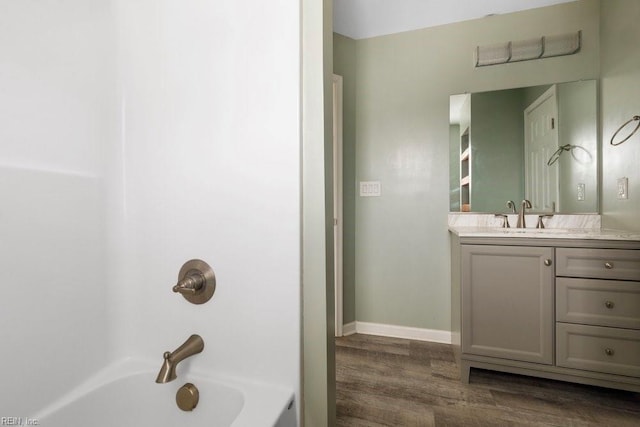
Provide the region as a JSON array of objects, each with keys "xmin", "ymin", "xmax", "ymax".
[
  {"xmin": 523, "ymin": 84, "xmax": 553, "ymax": 106},
  {"xmin": 557, "ymin": 80, "xmax": 599, "ymax": 212},
  {"xmin": 601, "ymin": 0, "xmax": 640, "ymax": 231},
  {"xmin": 337, "ymin": 0, "xmax": 600, "ymax": 331}
]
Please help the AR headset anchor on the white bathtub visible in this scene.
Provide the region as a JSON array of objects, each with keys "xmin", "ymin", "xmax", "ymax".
[{"xmin": 33, "ymin": 359, "xmax": 296, "ymax": 427}]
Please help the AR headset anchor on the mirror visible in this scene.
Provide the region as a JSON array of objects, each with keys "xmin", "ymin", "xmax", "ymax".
[{"xmin": 449, "ymin": 80, "xmax": 598, "ymax": 214}]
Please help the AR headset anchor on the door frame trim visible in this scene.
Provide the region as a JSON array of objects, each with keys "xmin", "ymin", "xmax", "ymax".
[{"xmin": 332, "ymin": 74, "xmax": 344, "ymax": 337}]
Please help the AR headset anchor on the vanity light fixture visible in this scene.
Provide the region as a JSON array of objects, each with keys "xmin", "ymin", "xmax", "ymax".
[{"xmin": 475, "ymin": 31, "xmax": 581, "ymax": 67}]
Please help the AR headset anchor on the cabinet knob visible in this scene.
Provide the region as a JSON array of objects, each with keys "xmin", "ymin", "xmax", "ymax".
[
  {"xmin": 544, "ymin": 259, "xmax": 552, "ymax": 266},
  {"xmin": 605, "ymin": 348, "xmax": 615, "ymax": 357},
  {"xmin": 604, "ymin": 262, "xmax": 614, "ymax": 269},
  {"xmin": 604, "ymin": 300, "xmax": 615, "ymax": 309}
]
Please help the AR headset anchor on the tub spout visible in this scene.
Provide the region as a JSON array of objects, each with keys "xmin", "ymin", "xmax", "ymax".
[{"xmin": 155, "ymin": 334, "xmax": 204, "ymax": 384}]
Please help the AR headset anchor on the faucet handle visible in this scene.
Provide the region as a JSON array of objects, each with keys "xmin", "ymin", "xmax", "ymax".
[
  {"xmin": 173, "ymin": 274, "xmax": 205, "ymax": 295},
  {"xmin": 536, "ymin": 214, "xmax": 554, "ymax": 229},
  {"xmin": 495, "ymin": 214, "xmax": 510, "ymax": 228},
  {"xmin": 172, "ymin": 260, "xmax": 216, "ymax": 304}
]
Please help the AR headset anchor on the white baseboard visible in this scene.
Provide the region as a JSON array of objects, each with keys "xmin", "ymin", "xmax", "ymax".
[
  {"xmin": 346, "ymin": 321, "xmax": 451, "ymax": 344},
  {"xmin": 342, "ymin": 321, "xmax": 357, "ymax": 336}
]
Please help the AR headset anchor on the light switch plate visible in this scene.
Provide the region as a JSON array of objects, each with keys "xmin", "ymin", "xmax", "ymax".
[
  {"xmin": 617, "ymin": 177, "xmax": 628, "ymax": 200},
  {"xmin": 360, "ymin": 181, "xmax": 381, "ymax": 197}
]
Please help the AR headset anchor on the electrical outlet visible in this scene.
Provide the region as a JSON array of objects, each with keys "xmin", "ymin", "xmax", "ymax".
[
  {"xmin": 617, "ymin": 177, "xmax": 628, "ymax": 200},
  {"xmin": 577, "ymin": 183, "xmax": 585, "ymax": 201}
]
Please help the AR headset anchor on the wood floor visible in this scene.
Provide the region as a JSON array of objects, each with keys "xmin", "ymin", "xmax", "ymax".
[{"xmin": 336, "ymin": 334, "xmax": 640, "ymax": 426}]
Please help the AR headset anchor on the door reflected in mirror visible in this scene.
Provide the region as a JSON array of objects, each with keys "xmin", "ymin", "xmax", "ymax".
[{"xmin": 449, "ymin": 80, "xmax": 598, "ymax": 214}]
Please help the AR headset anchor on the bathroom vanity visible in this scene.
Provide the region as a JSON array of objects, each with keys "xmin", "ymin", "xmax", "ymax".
[{"xmin": 450, "ymin": 223, "xmax": 640, "ymax": 392}]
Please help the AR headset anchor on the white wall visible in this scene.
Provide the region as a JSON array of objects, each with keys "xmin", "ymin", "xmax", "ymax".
[
  {"xmin": 0, "ymin": 0, "xmax": 116, "ymax": 414},
  {"xmin": 113, "ymin": 0, "xmax": 301, "ymax": 398}
]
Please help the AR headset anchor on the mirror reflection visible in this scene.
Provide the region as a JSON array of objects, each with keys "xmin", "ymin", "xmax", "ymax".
[{"xmin": 449, "ymin": 80, "xmax": 598, "ymax": 214}]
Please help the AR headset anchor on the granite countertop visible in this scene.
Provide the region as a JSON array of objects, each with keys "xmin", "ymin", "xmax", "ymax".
[
  {"xmin": 448, "ymin": 226, "xmax": 640, "ymax": 241},
  {"xmin": 447, "ymin": 213, "xmax": 640, "ymax": 241}
]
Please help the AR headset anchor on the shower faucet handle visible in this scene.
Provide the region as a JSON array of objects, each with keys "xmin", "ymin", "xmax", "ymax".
[
  {"xmin": 172, "ymin": 259, "xmax": 216, "ymax": 305},
  {"xmin": 173, "ymin": 273, "xmax": 205, "ymax": 295}
]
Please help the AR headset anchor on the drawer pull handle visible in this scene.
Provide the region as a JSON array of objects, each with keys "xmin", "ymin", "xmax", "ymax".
[
  {"xmin": 605, "ymin": 348, "xmax": 615, "ymax": 356},
  {"xmin": 544, "ymin": 259, "xmax": 552, "ymax": 266},
  {"xmin": 604, "ymin": 300, "xmax": 615, "ymax": 309},
  {"xmin": 604, "ymin": 262, "xmax": 614, "ymax": 269}
]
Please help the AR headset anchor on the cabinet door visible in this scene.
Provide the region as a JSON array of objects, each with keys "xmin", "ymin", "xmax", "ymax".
[{"xmin": 462, "ymin": 245, "xmax": 554, "ymax": 364}]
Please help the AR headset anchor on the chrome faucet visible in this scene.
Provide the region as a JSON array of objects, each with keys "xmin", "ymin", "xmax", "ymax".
[
  {"xmin": 506, "ymin": 200, "xmax": 517, "ymax": 213},
  {"xmin": 156, "ymin": 334, "xmax": 204, "ymax": 384},
  {"xmin": 516, "ymin": 199, "xmax": 532, "ymax": 228}
]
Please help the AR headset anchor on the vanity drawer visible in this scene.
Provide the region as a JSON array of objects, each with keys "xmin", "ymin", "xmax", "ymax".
[
  {"xmin": 556, "ymin": 323, "xmax": 640, "ymax": 377},
  {"xmin": 556, "ymin": 278, "xmax": 640, "ymax": 330},
  {"xmin": 556, "ymin": 248, "xmax": 640, "ymax": 281}
]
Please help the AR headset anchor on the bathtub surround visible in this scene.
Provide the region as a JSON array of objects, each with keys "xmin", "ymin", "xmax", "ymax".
[
  {"xmin": 113, "ymin": 0, "xmax": 302, "ymax": 418},
  {"xmin": 0, "ymin": 0, "xmax": 115, "ymax": 414},
  {"xmin": 1, "ymin": 0, "xmax": 303, "ymax": 423}
]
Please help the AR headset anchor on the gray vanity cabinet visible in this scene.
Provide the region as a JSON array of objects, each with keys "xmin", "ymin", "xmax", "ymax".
[
  {"xmin": 461, "ymin": 245, "xmax": 554, "ymax": 365},
  {"xmin": 451, "ymin": 235, "xmax": 640, "ymax": 392}
]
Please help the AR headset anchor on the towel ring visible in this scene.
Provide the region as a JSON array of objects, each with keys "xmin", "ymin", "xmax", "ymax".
[
  {"xmin": 610, "ymin": 115, "xmax": 640, "ymax": 146},
  {"xmin": 546, "ymin": 144, "xmax": 591, "ymax": 166}
]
